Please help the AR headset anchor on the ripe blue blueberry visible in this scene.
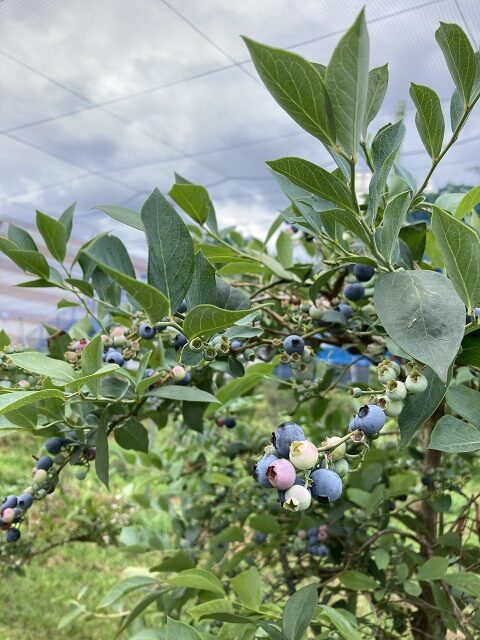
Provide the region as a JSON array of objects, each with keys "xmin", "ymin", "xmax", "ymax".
[
  {"xmin": 353, "ymin": 264, "xmax": 375, "ymax": 282},
  {"xmin": 344, "ymin": 283, "xmax": 365, "ymax": 301},
  {"xmin": 350, "ymin": 404, "xmax": 386, "ymax": 435},
  {"xmin": 253, "ymin": 453, "xmax": 279, "ymax": 488},
  {"xmin": 283, "ymin": 335, "xmax": 305, "ymax": 355},
  {"xmin": 254, "ymin": 532, "xmax": 267, "ymax": 544},
  {"xmin": 45, "ymin": 437, "xmax": 63, "ymax": 455},
  {"xmin": 105, "ymin": 350, "xmax": 125, "ymax": 366},
  {"xmin": 311, "ymin": 544, "xmax": 329, "ymax": 557},
  {"xmin": 1, "ymin": 495, "xmax": 18, "ymax": 510},
  {"xmin": 272, "ymin": 422, "xmax": 306, "ymax": 458},
  {"xmin": 17, "ymin": 494, "xmax": 33, "ymax": 509},
  {"xmin": 224, "ymin": 417, "xmax": 236, "ymax": 429},
  {"xmin": 138, "ymin": 322, "xmax": 156, "ymax": 340},
  {"xmin": 337, "ymin": 303, "xmax": 353, "ymax": 318},
  {"xmin": 310, "ymin": 469, "xmax": 343, "ymax": 504},
  {"xmin": 177, "ymin": 300, "xmax": 187, "ymax": 314},
  {"xmin": 174, "ymin": 333, "xmax": 188, "ymax": 351},
  {"xmin": 5, "ymin": 528, "xmax": 20, "ymax": 543},
  {"xmin": 230, "ymin": 339, "xmax": 242, "ymax": 350},
  {"xmin": 35, "ymin": 456, "xmax": 53, "ymax": 471}
]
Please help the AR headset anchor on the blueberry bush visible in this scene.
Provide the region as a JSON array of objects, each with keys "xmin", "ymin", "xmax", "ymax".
[{"xmin": 1, "ymin": 11, "xmax": 480, "ymax": 639}]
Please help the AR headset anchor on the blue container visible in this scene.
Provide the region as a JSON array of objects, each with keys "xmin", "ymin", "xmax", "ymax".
[{"xmin": 316, "ymin": 344, "xmax": 370, "ymax": 385}]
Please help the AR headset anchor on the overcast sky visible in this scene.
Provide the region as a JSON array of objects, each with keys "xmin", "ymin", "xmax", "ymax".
[{"xmin": 1, "ymin": 0, "xmax": 480, "ymax": 254}]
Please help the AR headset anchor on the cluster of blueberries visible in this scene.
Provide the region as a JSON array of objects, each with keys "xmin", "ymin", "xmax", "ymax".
[
  {"xmin": 1, "ymin": 435, "xmax": 94, "ymax": 543},
  {"xmin": 253, "ymin": 406, "xmax": 386, "ymax": 511},
  {"xmin": 297, "ymin": 525, "xmax": 330, "ymax": 557},
  {"xmin": 343, "ymin": 263, "xmax": 375, "ymax": 303},
  {"xmin": 215, "ymin": 417, "xmax": 237, "ymax": 429}
]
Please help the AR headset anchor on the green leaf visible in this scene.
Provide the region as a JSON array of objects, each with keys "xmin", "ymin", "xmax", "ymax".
[
  {"xmin": 326, "ymin": 9, "xmax": 369, "ymax": 156},
  {"xmin": 436, "ymin": 23, "xmax": 476, "ymax": 106},
  {"xmin": 320, "ymin": 209, "xmax": 371, "ymax": 246},
  {"xmin": 267, "ymin": 157, "xmax": 356, "ymax": 213},
  {"xmin": 282, "ymin": 583, "xmax": 318, "ymax": 640},
  {"xmin": 374, "ymin": 270, "xmax": 464, "ymax": 382},
  {"xmin": 443, "ymin": 572, "xmax": 480, "ymax": 598},
  {"xmin": 249, "ymin": 250, "xmax": 301, "ymax": 282},
  {"xmin": 0, "ymin": 389, "xmax": 64, "ymax": 416},
  {"xmin": 59, "ymin": 202, "xmax": 75, "ymax": 240},
  {"xmin": 186, "ymin": 251, "xmax": 216, "ymax": 308},
  {"xmin": 429, "ymin": 415, "xmax": 480, "ymax": 452},
  {"xmin": 318, "ymin": 606, "xmax": 361, "ymax": 640},
  {"xmin": 363, "ymin": 64, "xmax": 388, "ymax": 138},
  {"xmin": 81, "ymin": 335, "xmax": 103, "ymax": 396},
  {"xmin": 431, "ymin": 206, "xmax": 480, "ymax": 312},
  {"xmin": 36, "ymin": 210, "xmax": 68, "ymax": 262},
  {"xmin": 0, "ymin": 237, "xmax": 50, "ymax": 279},
  {"xmin": 95, "ymin": 420, "xmax": 109, "ymax": 489},
  {"xmin": 409, "ymin": 84, "xmax": 444, "ymax": 159},
  {"xmin": 8, "ymin": 351, "xmax": 76, "ymax": 386},
  {"xmin": 96, "ymin": 205, "xmax": 144, "ymax": 231},
  {"xmin": 8, "ymin": 224, "xmax": 38, "ymax": 251},
  {"xmin": 377, "ymin": 191, "xmax": 411, "ymax": 262},
  {"xmin": 276, "ymin": 231, "xmax": 293, "ymax": 268},
  {"xmin": 166, "ymin": 617, "xmax": 201, "ymax": 640},
  {"xmin": 457, "ymin": 331, "xmax": 480, "ymax": 368},
  {"xmin": 242, "ymin": 37, "xmax": 335, "ymax": 146},
  {"xmin": 399, "ymin": 223, "xmax": 427, "ymax": 262},
  {"xmin": 372, "ymin": 549, "xmax": 390, "ymax": 570},
  {"xmin": 340, "ymin": 571, "xmax": 377, "ymax": 591},
  {"xmin": 167, "ymin": 568, "xmax": 224, "ymax": 595},
  {"xmin": 248, "ymin": 513, "xmax": 278, "ymax": 535},
  {"xmin": 446, "ymin": 384, "xmax": 480, "ymax": 425},
  {"xmin": 310, "ymin": 267, "xmax": 344, "ymax": 301},
  {"xmin": 417, "ymin": 557, "xmax": 449, "ymax": 581},
  {"xmin": 114, "ymin": 418, "xmax": 149, "ymax": 453},
  {"xmin": 84, "ymin": 236, "xmax": 169, "ymax": 323},
  {"xmin": 169, "ymin": 184, "xmax": 213, "ymax": 226},
  {"xmin": 183, "ymin": 304, "xmax": 263, "ymax": 340},
  {"xmin": 188, "ymin": 599, "xmax": 235, "ymax": 622},
  {"xmin": 147, "ymin": 386, "xmax": 220, "ymax": 404},
  {"xmin": 141, "ymin": 188, "xmax": 195, "ymax": 313},
  {"xmin": 398, "ymin": 367, "xmax": 449, "ymax": 448},
  {"xmin": 455, "ymin": 186, "xmax": 480, "ymax": 219},
  {"xmin": 366, "ymin": 121, "xmax": 406, "ymax": 225},
  {"xmin": 450, "ymin": 88, "xmax": 464, "ymax": 131},
  {"xmin": 0, "ymin": 330, "xmax": 10, "ymax": 350},
  {"xmin": 97, "ymin": 575, "xmax": 159, "ymax": 608},
  {"xmin": 231, "ymin": 567, "xmax": 262, "ymax": 611},
  {"xmin": 215, "ymin": 276, "xmax": 251, "ymax": 309}
]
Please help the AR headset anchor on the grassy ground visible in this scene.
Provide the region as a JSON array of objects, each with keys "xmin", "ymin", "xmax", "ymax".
[{"xmin": 0, "ymin": 432, "xmax": 144, "ymax": 639}]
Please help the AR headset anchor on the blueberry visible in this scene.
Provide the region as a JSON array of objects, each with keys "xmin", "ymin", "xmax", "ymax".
[
  {"xmin": 266, "ymin": 459, "xmax": 296, "ymax": 490},
  {"xmin": 138, "ymin": 322, "xmax": 156, "ymax": 340},
  {"xmin": 253, "ymin": 453, "xmax": 279, "ymax": 488},
  {"xmin": 344, "ymin": 283, "xmax": 365, "ymax": 301},
  {"xmin": 277, "ymin": 477, "xmax": 304, "ymax": 506},
  {"xmin": 174, "ymin": 333, "xmax": 188, "ymax": 351},
  {"xmin": 17, "ymin": 494, "xmax": 33, "ymax": 509},
  {"xmin": 350, "ymin": 404, "xmax": 386, "ymax": 435},
  {"xmin": 311, "ymin": 544, "xmax": 329, "ymax": 557},
  {"xmin": 353, "ymin": 264, "xmax": 375, "ymax": 282},
  {"xmin": 105, "ymin": 350, "xmax": 125, "ymax": 366},
  {"xmin": 337, "ymin": 303, "xmax": 353, "ymax": 318},
  {"xmin": 176, "ymin": 300, "xmax": 187, "ymax": 314},
  {"xmin": 230, "ymin": 339, "xmax": 242, "ymax": 350},
  {"xmin": 254, "ymin": 532, "xmax": 267, "ymax": 544},
  {"xmin": 307, "ymin": 527, "xmax": 318, "ymax": 539},
  {"xmin": 272, "ymin": 421, "xmax": 305, "ymax": 458},
  {"xmin": 283, "ymin": 335, "xmax": 305, "ymax": 355},
  {"xmin": 310, "ymin": 469, "xmax": 343, "ymax": 504},
  {"xmin": 35, "ymin": 456, "xmax": 53, "ymax": 471},
  {"xmin": 224, "ymin": 417, "xmax": 236, "ymax": 429},
  {"xmin": 5, "ymin": 528, "xmax": 20, "ymax": 543},
  {"xmin": 283, "ymin": 484, "xmax": 312, "ymax": 511},
  {"xmin": 421, "ymin": 475, "xmax": 434, "ymax": 486},
  {"xmin": 216, "ymin": 417, "xmax": 225, "ymax": 427},
  {"xmin": 45, "ymin": 437, "xmax": 63, "ymax": 455},
  {"xmin": 1, "ymin": 495, "xmax": 18, "ymax": 510},
  {"xmin": 176, "ymin": 371, "xmax": 192, "ymax": 386}
]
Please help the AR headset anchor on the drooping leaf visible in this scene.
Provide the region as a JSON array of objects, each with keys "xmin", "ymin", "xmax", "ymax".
[
  {"xmin": 0, "ymin": 237, "xmax": 50, "ymax": 279},
  {"xmin": 243, "ymin": 37, "xmax": 335, "ymax": 146},
  {"xmin": 409, "ymin": 83, "xmax": 444, "ymax": 159},
  {"xmin": 436, "ymin": 22, "xmax": 476, "ymax": 106},
  {"xmin": 8, "ymin": 352, "xmax": 76, "ymax": 386},
  {"xmin": 141, "ymin": 188, "xmax": 195, "ymax": 313},
  {"xmin": 326, "ymin": 8, "xmax": 369, "ymax": 156},
  {"xmin": 374, "ymin": 270, "xmax": 464, "ymax": 382},
  {"xmin": 267, "ymin": 157, "xmax": 356, "ymax": 213},
  {"xmin": 431, "ymin": 206, "xmax": 480, "ymax": 312},
  {"xmin": 95, "ymin": 205, "xmax": 144, "ymax": 231},
  {"xmin": 366, "ymin": 121, "xmax": 406, "ymax": 225},
  {"xmin": 7, "ymin": 224, "xmax": 38, "ymax": 251}
]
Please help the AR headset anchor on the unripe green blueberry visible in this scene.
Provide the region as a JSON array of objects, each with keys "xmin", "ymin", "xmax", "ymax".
[
  {"xmin": 189, "ymin": 337, "xmax": 204, "ymax": 352},
  {"xmin": 243, "ymin": 348, "xmax": 255, "ymax": 362},
  {"xmin": 289, "ymin": 440, "xmax": 319, "ymax": 470},
  {"xmin": 390, "ymin": 361, "xmax": 401, "ymax": 375},
  {"xmin": 405, "ymin": 372, "xmax": 428, "ymax": 394},
  {"xmin": 301, "ymin": 346, "xmax": 315, "ymax": 363},
  {"xmin": 385, "ymin": 399, "xmax": 404, "ymax": 417},
  {"xmin": 33, "ymin": 469, "xmax": 48, "ymax": 483},
  {"xmin": 385, "ymin": 379, "xmax": 407, "ymax": 401},
  {"xmin": 75, "ymin": 469, "xmax": 87, "ymax": 480},
  {"xmin": 283, "ymin": 485, "xmax": 312, "ymax": 512},
  {"xmin": 113, "ymin": 335, "xmax": 127, "ymax": 347},
  {"xmin": 377, "ymin": 364, "xmax": 397, "ymax": 384},
  {"xmin": 17, "ymin": 379, "xmax": 30, "ymax": 389},
  {"xmin": 36, "ymin": 489, "xmax": 47, "ymax": 500},
  {"xmin": 324, "ymin": 436, "xmax": 346, "ymax": 461},
  {"xmin": 331, "ymin": 458, "xmax": 349, "ymax": 478},
  {"xmin": 309, "ymin": 305, "xmax": 323, "ymax": 320},
  {"xmin": 350, "ymin": 387, "xmax": 363, "ymax": 398}
]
